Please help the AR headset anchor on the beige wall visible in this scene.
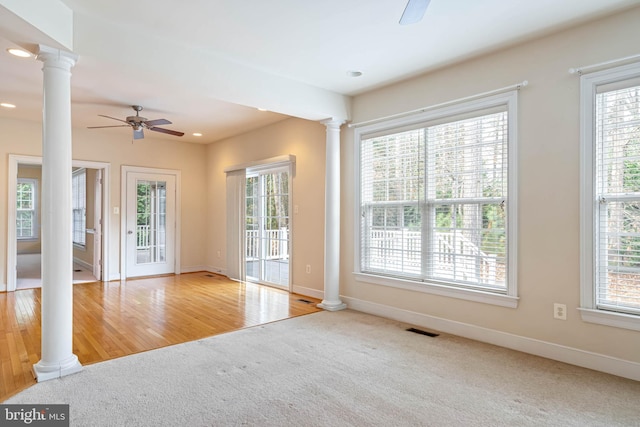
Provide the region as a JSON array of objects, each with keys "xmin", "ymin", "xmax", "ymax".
[
  {"xmin": 0, "ymin": 117, "xmax": 208, "ymax": 286},
  {"xmin": 342, "ymin": 7, "xmax": 640, "ymax": 363},
  {"xmin": 206, "ymin": 118, "xmax": 326, "ymax": 294}
]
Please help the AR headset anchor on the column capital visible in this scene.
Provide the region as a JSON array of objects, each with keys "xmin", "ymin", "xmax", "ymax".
[
  {"xmin": 321, "ymin": 118, "xmax": 345, "ymax": 130},
  {"xmin": 36, "ymin": 45, "xmax": 78, "ymax": 69}
]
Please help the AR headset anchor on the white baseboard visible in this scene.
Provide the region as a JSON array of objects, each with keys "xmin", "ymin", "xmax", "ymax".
[
  {"xmin": 205, "ymin": 266, "xmax": 227, "ymax": 276},
  {"xmin": 291, "ymin": 285, "xmax": 324, "ymax": 300},
  {"xmin": 181, "ymin": 265, "xmax": 209, "ymax": 274},
  {"xmin": 341, "ymin": 296, "xmax": 640, "ymax": 382},
  {"xmin": 73, "ymin": 257, "xmax": 92, "ymax": 271}
]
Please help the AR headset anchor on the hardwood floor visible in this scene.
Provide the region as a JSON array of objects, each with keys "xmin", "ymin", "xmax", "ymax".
[{"xmin": 0, "ymin": 273, "xmax": 321, "ymax": 402}]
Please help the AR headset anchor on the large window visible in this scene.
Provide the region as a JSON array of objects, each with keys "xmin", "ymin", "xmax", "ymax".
[
  {"xmin": 580, "ymin": 62, "xmax": 640, "ymax": 330},
  {"xmin": 16, "ymin": 178, "xmax": 37, "ymax": 239},
  {"xmin": 355, "ymin": 91, "xmax": 518, "ymax": 307},
  {"xmin": 72, "ymin": 168, "xmax": 86, "ymax": 247}
]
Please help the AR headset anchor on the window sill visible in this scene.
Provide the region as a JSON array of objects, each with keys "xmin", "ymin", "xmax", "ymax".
[
  {"xmin": 578, "ymin": 308, "xmax": 640, "ymax": 332},
  {"xmin": 73, "ymin": 244, "xmax": 87, "ymax": 251},
  {"xmin": 354, "ymin": 272, "xmax": 519, "ymax": 308}
]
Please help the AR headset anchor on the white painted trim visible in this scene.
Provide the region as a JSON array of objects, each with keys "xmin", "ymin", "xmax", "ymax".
[
  {"xmin": 206, "ymin": 265, "xmax": 227, "ymax": 276},
  {"xmin": 73, "ymin": 257, "xmax": 93, "ymax": 271},
  {"xmin": 291, "ymin": 285, "xmax": 324, "ymax": 300},
  {"xmin": 579, "ymin": 62, "xmax": 640, "ymax": 329},
  {"xmin": 181, "ymin": 265, "xmax": 208, "ymax": 274},
  {"xmin": 224, "ymin": 154, "xmax": 296, "ymax": 173},
  {"xmin": 342, "ymin": 296, "xmax": 640, "ymax": 381},
  {"xmin": 121, "ymin": 166, "xmax": 182, "ymax": 279},
  {"xmin": 354, "ymin": 273, "xmax": 519, "ymax": 308},
  {"xmin": 353, "ymin": 91, "xmax": 519, "ymax": 306},
  {"xmin": 578, "ymin": 308, "xmax": 640, "ymax": 332},
  {"xmin": 6, "ymin": 155, "xmax": 111, "ymax": 292}
]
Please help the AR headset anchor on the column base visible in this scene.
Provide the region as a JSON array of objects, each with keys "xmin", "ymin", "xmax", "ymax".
[
  {"xmin": 318, "ymin": 300, "xmax": 347, "ymax": 311},
  {"xmin": 33, "ymin": 354, "xmax": 83, "ymax": 382}
]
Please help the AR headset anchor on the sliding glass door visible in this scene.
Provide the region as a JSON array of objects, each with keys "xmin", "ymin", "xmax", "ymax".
[{"xmin": 245, "ymin": 167, "xmax": 290, "ymax": 289}]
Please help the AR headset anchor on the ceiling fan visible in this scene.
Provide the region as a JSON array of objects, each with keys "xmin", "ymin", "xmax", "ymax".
[
  {"xmin": 400, "ymin": 0, "xmax": 431, "ymax": 25},
  {"xmin": 88, "ymin": 105, "xmax": 184, "ymax": 139}
]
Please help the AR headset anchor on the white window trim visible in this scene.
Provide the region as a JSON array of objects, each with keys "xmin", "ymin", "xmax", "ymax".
[
  {"xmin": 580, "ymin": 61, "xmax": 640, "ymax": 331},
  {"xmin": 16, "ymin": 178, "xmax": 38, "ymax": 240},
  {"xmin": 353, "ymin": 91, "xmax": 519, "ymax": 308},
  {"xmin": 72, "ymin": 168, "xmax": 87, "ymax": 248}
]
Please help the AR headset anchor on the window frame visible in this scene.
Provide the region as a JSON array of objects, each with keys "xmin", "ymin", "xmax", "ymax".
[
  {"xmin": 16, "ymin": 178, "xmax": 38, "ymax": 240},
  {"xmin": 72, "ymin": 168, "xmax": 87, "ymax": 248},
  {"xmin": 580, "ymin": 61, "xmax": 640, "ymax": 331},
  {"xmin": 354, "ymin": 91, "xmax": 519, "ymax": 308}
]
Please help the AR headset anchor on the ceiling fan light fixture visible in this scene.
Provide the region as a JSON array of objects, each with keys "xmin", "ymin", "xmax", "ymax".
[{"xmin": 399, "ymin": 0, "xmax": 431, "ymax": 25}]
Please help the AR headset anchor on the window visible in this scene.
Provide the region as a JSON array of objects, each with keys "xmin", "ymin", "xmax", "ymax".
[
  {"xmin": 16, "ymin": 178, "xmax": 37, "ymax": 239},
  {"xmin": 355, "ymin": 91, "xmax": 518, "ymax": 307},
  {"xmin": 72, "ymin": 168, "xmax": 86, "ymax": 247},
  {"xmin": 580, "ymin": 62, "xmax": 640, "ymax": 330}
]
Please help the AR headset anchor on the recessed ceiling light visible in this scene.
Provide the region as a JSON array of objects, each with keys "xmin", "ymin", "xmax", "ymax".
[
  {"xmin": 7, "ymin": 48, "xmax": 31, "ymax": 58},
  {"xmin": 347, "ymin": 70, "xmax": 363, "ymax": 78},
  {"xmin": 257, "ymin": 108, "xmax": 267, "ymax": 112},
  {"xmin": 1, "ymin": 103, "xmax": 16, "ymax": 108},
  {"xmin": 192, "ymin": 132, "xmax": 202, "ymax": 137}
]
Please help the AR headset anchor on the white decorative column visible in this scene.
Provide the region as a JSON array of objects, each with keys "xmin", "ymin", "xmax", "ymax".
[
  {"xmin": 33, "ymin": 45, "xmax": 82, "ymax": 382},
  {"xmin": 318, "ymin": 118, "xmax": 347, "ymax": 311}
]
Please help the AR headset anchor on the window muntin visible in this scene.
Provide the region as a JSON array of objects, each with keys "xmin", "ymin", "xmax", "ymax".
[
  {"xmin": 359, "ymin": 106, "xmax": 510, "ymax": 294},
  {"xmin": 16, "ymin": 179, "xmax": 37, "ymax": 239}
]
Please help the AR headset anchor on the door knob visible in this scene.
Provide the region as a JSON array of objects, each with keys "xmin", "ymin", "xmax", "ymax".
[{"xmin": 127, "ymin": 230, "xmax": 133, "ymax": 235}]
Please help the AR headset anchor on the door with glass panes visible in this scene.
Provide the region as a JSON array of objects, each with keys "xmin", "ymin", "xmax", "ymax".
[{"xmin": 245, "ymin": 167, "xmax": 290, "ymax": 289}]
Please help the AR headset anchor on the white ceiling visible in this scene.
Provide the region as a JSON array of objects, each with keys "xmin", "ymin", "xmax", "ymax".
[{"xmin": 0, "ymin": 0, "xmax": 638, "ymax": 144}]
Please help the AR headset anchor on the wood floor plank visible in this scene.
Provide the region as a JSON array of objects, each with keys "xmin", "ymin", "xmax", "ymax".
[{"xmin": 0, "ymin": 273, "xmax": 321, "ymax": 402}]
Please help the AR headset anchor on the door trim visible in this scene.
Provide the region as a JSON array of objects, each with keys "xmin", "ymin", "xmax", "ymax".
[
  {"xmin": 120, "ymin": 165, "xmax": 181, "ymax": 280},
  {"xmin": 5, "ymin": 154, "xmax": 111, "ymax": 292}
]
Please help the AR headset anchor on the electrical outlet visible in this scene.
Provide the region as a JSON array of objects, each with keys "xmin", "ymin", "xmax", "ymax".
[
  {"xmin": 217, "ymin": 250, "xmax": 221, "ymax": 259},
  {"xmin": 306, "ymin": 264, "xmax": 311, "ymax": 274},
  {"xmin": 553, "ymin": 303, "xmax": 567, "ymax": 320}
]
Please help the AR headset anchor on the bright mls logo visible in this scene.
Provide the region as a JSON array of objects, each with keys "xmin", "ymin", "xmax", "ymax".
[{"xmin": 0, "ymin": 405, "xmax": 69, "ymax": 426}]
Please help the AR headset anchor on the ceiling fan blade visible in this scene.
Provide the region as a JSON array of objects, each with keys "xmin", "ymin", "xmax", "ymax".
[
  {"xmin": 144, "ymin": 118, "xmax": 171, "ymax": 126},
  {"xmin": 98, "ymin": 114, "xmax": 130, "ymax": 124},
  {"xmin": 399, "ymin": 0, "xmax": 430, "ymax": 25},
  {"xmin": 133, "ymin": 128, "xmax": 145, "ymax": 140},
  {"xmin": 148, "ymin": 127, "xmax": 184, "ymax": 137},
  {"xmin": 87, "ymin": 125, "xmax": 130, "ymax": 129}
]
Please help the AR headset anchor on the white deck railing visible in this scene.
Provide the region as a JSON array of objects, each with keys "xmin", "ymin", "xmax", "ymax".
[
  {"xmin": 246, "ymin": 228, "xmax": 289, "ymax": 260},
  {"xmin": 368, "ymin": 229, "xmax": 498, "ymax": 284}
]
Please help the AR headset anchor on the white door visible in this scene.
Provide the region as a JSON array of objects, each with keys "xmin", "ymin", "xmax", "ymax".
[{"xmin": 126, "ymin": 172, "xmax": 176, "ymax": 277}]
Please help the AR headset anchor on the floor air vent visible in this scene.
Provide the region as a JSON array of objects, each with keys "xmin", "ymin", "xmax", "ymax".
[
  {"xmin": 204, "ymin": 274, "xmax": 215, "ymax": 278},
  {"xmin": 406, "ymin": 327, "xmax": 439, "ymax": 337},
  {"xmin": 297, "ymin": 299, "xmax": 313, "ymax": 304}
]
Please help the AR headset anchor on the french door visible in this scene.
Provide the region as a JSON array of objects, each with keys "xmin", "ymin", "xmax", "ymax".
[
  {"xmin": 125, "ymin": 171, "xmax": 176, "ymax": 278},
  {"xmin": 245, "ymin": 167, "xmax": 290, "ymax": 289}
]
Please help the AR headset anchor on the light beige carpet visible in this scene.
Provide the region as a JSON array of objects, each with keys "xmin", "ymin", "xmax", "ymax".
[{"xmin": 5, "ymin": 310, "xmax": 640, "ymax": 426}]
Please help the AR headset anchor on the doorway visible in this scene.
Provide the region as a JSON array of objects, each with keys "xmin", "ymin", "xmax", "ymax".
[
  {"xmin": 245, "ymin": 167, "xmax": 291, "ymax": 290},
  {"xmin": 122, "ymin": 167, "xmax": 180, "ymax": 278},
  {"xmin": 6, "ymin": 155, "xmax": 111, "ymax": 292}
]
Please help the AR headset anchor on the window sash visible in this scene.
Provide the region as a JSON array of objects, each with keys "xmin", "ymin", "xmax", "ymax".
[
  {"xmin": 72, "ymin": 169, "xmax": 86, "ymax": 246},
  {"xmin": 16, "ymin": 179, "xmax": 37, "ymax": 239},
  {"xmin": 593, "ymin": 83, "xmax": 640, "ymax": 316},
  {"xmin": 359, "ymin": 106, "xmax": 510, "ymax": 293}
]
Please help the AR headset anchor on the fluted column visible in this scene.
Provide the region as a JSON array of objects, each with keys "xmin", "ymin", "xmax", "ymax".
[
  {"xmin": 318, "ymin": 118, "xmax": 347, "ymax": 311},
  {"xmin": 32, "ymin": 45, "xmax": 82, "ymax": 382}
]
